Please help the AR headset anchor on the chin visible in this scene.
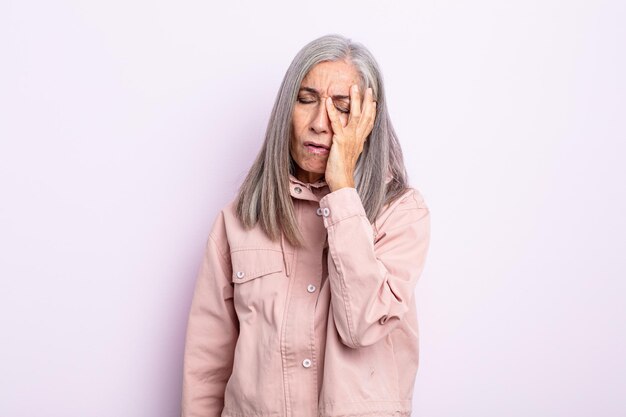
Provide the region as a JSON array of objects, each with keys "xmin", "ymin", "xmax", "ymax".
[
  {"xmin": 299, "ymin": 159, "xmax": 325, "ymax": 172},
  {"xmin": 306, "ymin": 165, "xmax": 326, "ymax": 174}
]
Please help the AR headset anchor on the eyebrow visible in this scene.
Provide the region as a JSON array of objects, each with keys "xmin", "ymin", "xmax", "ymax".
[{"xmin": 298, "ymin": 86, "xmax": 350, "ymax": 101}]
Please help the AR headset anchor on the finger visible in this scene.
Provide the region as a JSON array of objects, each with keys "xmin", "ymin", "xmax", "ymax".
[
  {"xmin": 325, "ymin": 96, "xmax": 345, "ymax": 133},
  {"xmin": 349, "ymin": 84, "xmax": 362, "ymax": 125},
  {"xmin": 364, "ymin": 101, "xmax": 376, "ymax": 135},
  {"xmin": 357, "ymin": 88, "xmax": 376, "ymax": 138},
  {"xmin": 366, "ymin": 101, "xmax": 377, "ymax": 135},
  {"xmin": 362, "ymin": 87, "xmax": 374, "ymax": 117}
]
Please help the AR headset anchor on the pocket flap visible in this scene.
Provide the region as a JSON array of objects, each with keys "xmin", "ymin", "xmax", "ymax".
[{"xmin": 230, "ymin": 248, "xmax": 284, "ymax": 284}]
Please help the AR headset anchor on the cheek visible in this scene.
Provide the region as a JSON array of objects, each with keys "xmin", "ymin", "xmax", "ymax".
[
  {"xmin": 292, "ymin": 107, "xmax": 314, "ymax": 132},
  {"xmin": 292, "ymin": 114, "xmax": 302, "ymax": 132},
  {"xmin": 290, "ymin": 121, "xmax": 303, "ymax": 154}
]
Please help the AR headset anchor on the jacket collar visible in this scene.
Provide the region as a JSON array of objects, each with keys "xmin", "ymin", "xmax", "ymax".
[
  {"xmin": 288, "ymin": 171, "xmax": 393, "ymax": 189},
  {"xmin": 282, "ymin": 170, "xmax": 392, "ymax": 273},
  {"xmin": 282, "ymin": 174, "xmax": 329, "ymax": 275},
  {"xmin": 288, "ymin": 173, "xmax": 329, "ymax": 203}
]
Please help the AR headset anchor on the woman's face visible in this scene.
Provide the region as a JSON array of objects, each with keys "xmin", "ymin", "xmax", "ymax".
[{"xmin": 290, "ymin": 60, "xmax": 361, "ymax": 183}]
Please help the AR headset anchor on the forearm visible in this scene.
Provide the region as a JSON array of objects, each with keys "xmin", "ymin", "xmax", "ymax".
[{"xmin": 319, "ymin": 187, "xmax": 431, "ymax": 348}]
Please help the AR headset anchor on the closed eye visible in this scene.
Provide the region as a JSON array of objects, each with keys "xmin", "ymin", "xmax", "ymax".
[{"xmin": 296, "ymin": 97, "xmax": 350, "ymax": 114}]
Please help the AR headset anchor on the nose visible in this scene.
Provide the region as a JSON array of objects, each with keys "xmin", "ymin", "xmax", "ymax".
[{"xmin": 310, "ymin": 100, "xmax": 331, "ymax": 135}]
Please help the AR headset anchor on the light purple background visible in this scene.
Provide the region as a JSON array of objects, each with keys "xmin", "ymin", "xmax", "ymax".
[{"xmin": 1, "ymin": 1, "xmax": 624, "ymax": 416}]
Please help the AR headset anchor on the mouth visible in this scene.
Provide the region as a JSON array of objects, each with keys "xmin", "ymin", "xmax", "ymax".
[{"xmin": 304, "ymin": 141, "xmax": 330, "ymax": 155}]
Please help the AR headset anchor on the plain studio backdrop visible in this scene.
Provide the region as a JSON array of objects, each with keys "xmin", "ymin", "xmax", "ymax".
[{"xmin": 1, "ymin": 1, "xmax": 624, "ymax": 416}]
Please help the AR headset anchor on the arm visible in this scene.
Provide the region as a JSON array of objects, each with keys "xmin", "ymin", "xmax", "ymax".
[
  {"xmin": 181, "ymin": 214, "xmax": 239, "ymax": 417},
  {"xmin": 319, "ymin": 187, "xmax": 431, "ymax": 349}
]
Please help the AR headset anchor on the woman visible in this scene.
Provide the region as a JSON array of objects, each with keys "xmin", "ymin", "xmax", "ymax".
[{"xmin": 181, "ymin": 34, "xmax": 431, "ymax": 417}]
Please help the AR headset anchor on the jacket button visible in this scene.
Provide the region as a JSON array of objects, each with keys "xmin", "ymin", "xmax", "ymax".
[
  {"xmin": 302, "ymin": 358, "xmax": 312, "ymax": 368},
  {"xmin": 236, "ymin": 271, "xmax": 245, "ymax": 279},
  {"xmin": 307, "ymin": 284, "xmax": 316, "ymax": 293},
  {"xmin": 316, "ymin": 207, "xmax": 323, "ymax": 216},
  {"xmin": 294, "ymin": 186, "xmax": 302, "ymax": 193},
  {"xmin": 322, "ymin": 207, "xmax": 330, "ymax": 217}
]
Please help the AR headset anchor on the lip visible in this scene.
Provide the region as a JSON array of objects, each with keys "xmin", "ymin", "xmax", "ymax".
[
  {"xmin": 304, "ymin": 141, "xmax": 330, "ymax": 150},
  {"xmin": 304, "ymin": 141, "xmax": 330, "ymax": 155}
]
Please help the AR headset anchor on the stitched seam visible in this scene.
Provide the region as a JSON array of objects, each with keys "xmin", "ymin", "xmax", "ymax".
[
  {"xmin": 410, "ymin": 188, "xmax": 428, "ymax": 209},
  {"xmin": 280, "ymin": 203, "xmax": 302, "ymax": 417},
  {"xmin": 378, "ymin": 210, "xmax": 429, "ymax": 237},
  {"xmin": 322, "ymin": 400, "xmax": 410, "ymax": 405},
  {"xmin": 221, "ymin": 407, "xmax": 283, "ymax": 417},
  {"xmin": 232, "ymin": 267, "xmax": 283, "ymax": 282},
  {"xmin": 208, "ymin": 233, "xmax": 229, "ymax": 264},
  {"xmin": 310, "ymin": 294, "xmax": 318, "ymax": 415},
  {"xmin": 326, "ymin": 212, "xmax": 366, "ymax": 228},
  {"xmin": 328, "ymin": 222, "xmax": 360, "ymax": 348},
  {"xmin": 230, "ymin": 248, "xmax": 285, "ymax": 280},
  {"xmin": 230, "ymin": 247, "xmax": 284, "ymax": 253},
  {"xmin": 280, "ymin": 271, "xmax": 293, "ymax": 417},
  {"xmin": 319, "ymin": 412, "xmax": 410, "ymax": 417}
]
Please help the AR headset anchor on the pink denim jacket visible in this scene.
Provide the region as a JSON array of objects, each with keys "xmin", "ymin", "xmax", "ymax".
[{"xmin": 181, "ymin": 173, "xmax": 431, "ymax": 417}]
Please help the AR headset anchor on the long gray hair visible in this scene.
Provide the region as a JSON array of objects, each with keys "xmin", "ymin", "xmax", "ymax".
[{"xmin": 235, "ymin": 33, "xmax": 410, "ymax": 248}]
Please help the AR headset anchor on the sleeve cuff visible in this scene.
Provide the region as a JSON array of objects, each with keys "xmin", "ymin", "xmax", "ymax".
[{"xmin": 318, "ymin": 187, "xmax": 367, "ymax": 227}]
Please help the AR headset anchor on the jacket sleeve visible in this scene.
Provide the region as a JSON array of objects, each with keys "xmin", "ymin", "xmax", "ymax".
[
  {"xmin": 318, "ymin": 186, "xmax": 431, "ymax": 349},
  {"xmin": 181, "ymin": 214, "xmax": 239, "ymax": 417}
]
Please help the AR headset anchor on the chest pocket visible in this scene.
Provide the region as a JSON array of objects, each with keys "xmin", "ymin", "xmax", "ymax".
[
  {"xmin": 231, "ymin": 248, "xmax": 285, "ymax": 283},
  {"xmin": 230, "ymin": 248, "xmax": 288, "ymax": 316}
]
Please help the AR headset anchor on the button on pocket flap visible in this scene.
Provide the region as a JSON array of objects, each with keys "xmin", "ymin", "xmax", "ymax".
[{"xmin": 230, "ymin": 248, "xmax": 284, "ymax": 284}]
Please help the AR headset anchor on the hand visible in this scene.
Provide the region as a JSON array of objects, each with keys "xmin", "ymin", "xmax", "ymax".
[{"xmin": 324, "ymin": 84, "xmax": 377, "ymax": 192}]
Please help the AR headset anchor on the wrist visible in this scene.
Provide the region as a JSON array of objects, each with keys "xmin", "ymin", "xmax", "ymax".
[{"xmin": 328, "ymin": 180, "xmax": 355, "ymax": 193}]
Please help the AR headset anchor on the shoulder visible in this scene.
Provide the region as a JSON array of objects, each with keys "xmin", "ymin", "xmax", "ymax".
[
  {"xmin": 210, "ymin": 197, "xmax": 278, "ymax": 251},
  {"xmin": 382, "ymin": 186, "xmax": 429, "ymax": 214},
  {"xmin": 374, "ymin": 186, "xmax": 429, "ymax": 233},
  {"xmin": 203, "ymin": 199, "xmax": 237, "ymax": 254},
  {"xmin": 393, "ymin": 186, "xmax": 428, "ymax": 209}
]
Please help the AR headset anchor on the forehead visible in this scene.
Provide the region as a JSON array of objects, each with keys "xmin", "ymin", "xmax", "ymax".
[{"xmin": 300, "ymin": 60, "xmax": 361, "ymax": 93}]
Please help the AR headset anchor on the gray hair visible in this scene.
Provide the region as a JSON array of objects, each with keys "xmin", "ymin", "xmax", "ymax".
[{"xmin": 235, "ymin": 33, "xmax": 410, "ymax": 248}]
